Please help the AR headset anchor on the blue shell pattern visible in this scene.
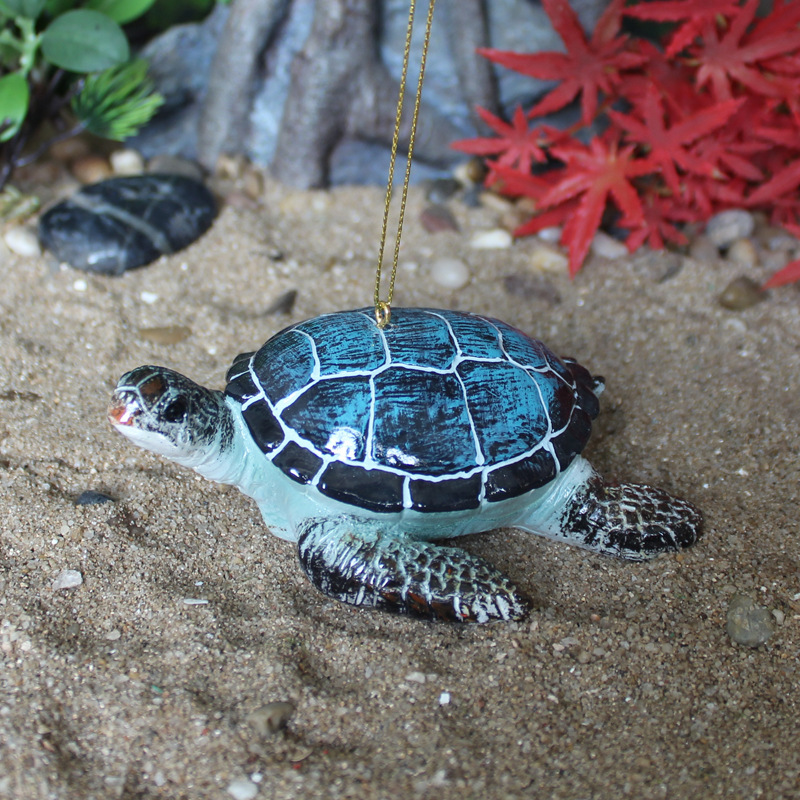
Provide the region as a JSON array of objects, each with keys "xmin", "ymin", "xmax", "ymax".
[{"xmin": 225, "ymin": 308, "xmax": 599, "ymax": 514}]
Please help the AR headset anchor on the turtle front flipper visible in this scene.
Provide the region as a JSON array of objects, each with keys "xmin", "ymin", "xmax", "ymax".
[{"xmin": 297, "ymin": 516, "xmax": 532, "ymax": 623}]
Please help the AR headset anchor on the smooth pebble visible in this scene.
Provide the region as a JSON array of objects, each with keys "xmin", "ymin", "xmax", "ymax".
[
  {"xmin": 226, "ymin": 778, "xmax": 258, "ymax": 800},
  {"xmin": 53, "ymin": 570, "xmax": 83, "ymax": 590},
  {"xmin": 706, "ymin": 209, "xmax": 755, "ymax": 249},
  {"xmin": 726, "ymin": 593, "xmax": 774, "ymax": 647},
  {"xmin": 71, "ymin": 155, "xmax": 113, "ymax": 184},
  {"xmin": 138, "ymin": 325, "xmax": 192, "ymax": 345},
  {"xmin": 688, "ymin": 235, "xmax": 719, "ymax": 263},
  {"xmin": 537, "ymin": 226, "xmax": 562, "ymax": 243},
  {"xmin": 75, "ymin": 490, "xmax": 114, "ymax": 506},
  {"xmin": 431, "ymin": 257, "xmax": 470, "ymax": 289},
  {"xmin": 530, "ymin": 243, "xmax": 568, "ymax": 274},
  {"xmin": 147, "ymin": 154, "xmax": 205, "ymax": 182},
  {"xmin": 420, "ymin": 204, "xmax": 459, "ymax": 233},
  {"xmin": 718, "ymin": 276, "xmax": 765, "ymax": 310},
  {"xmin": 110, "ymin": 148, "xmax": 145, "ymax": 176},
  {"xmin": 247, "ymin": 701, "xmax": 295, "ymax": 736},
  {"xmin": 726, "ymin": 238, "xmax": 758, "ymax": 268},
  {"xmin": 469, "ymin": 228, "xmax": 512, "ymax": 250},
  {"xmin": 4, "ymin": 226, "xmax": 41, "ymax": 256},
  {"xmin": 591, "ymin": 231, "xmax": 628, "ymax": 259}
]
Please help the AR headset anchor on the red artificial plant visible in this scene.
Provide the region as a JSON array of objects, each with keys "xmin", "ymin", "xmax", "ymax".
[{"xmin": 452, "ymin": 0, "xmax": 800, "ymax": 286}]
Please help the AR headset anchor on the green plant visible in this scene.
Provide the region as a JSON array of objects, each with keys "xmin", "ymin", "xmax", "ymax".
[{"xmin": 0, "ymin": 0, "xmax": 164, "ymax": 189}]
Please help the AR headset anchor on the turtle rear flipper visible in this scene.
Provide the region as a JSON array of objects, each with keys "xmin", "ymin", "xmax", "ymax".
[
  {"xmin": 297, "ymin": 516, "xmax": 532, "ymax": 623},
  {"xmin": 559, "ymin": 476, "xmax": 703, "ymax": 561}
]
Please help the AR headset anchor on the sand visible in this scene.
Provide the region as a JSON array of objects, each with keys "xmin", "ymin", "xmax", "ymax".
[{"xmin": 0, "ymin": 179, "xmax": 798, "ymax": 799}]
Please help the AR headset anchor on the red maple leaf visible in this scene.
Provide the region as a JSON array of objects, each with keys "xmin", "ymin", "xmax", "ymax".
[
  {"xmin": 450, "ymin": 106, "xmax": 556, "ymax": 173},
  {"xmin": 609, "ymin": 85, "xmax": 742, "ymax": 193},
  {"xmin": 623, "ymin": 0, "xmax": 741, "ymax": 57},
  {"xmin": 477, "ymin": 0, "xmax": 645, "ymax": 124},
  {"xmin": 621, "ymin": 189, "xmax": 691, "ymax": 251},
  {"xmin": 763, "ymin": 258, "xmax": 800, "ymax": 289},
  {"xmin": 539, "ymin": 135, "xmax": 657, "ymax": 275},
  {"xmin": 747, "ymin": 159, "xmax": 800, "ymax": 208},
  {"xmin": 689, "ymin": 0, "xmax": 800, "ymax": 101}
]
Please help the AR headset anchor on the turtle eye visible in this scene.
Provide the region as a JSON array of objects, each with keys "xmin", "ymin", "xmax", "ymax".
[{"xmin": 162, "ymin": 396, "xmax": 188, "ymax": 423}]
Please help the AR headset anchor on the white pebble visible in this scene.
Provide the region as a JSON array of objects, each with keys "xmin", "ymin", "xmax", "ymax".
[
  {"xmin": 438, "ymin": 691, "xmax": 451, "ymax": 705},
  {"xmin": 110, "ymin": 148, "xmax": 145, "ymax": 176},
  {"xmin": 706, "ymin": 209, "xmax": 754, "ymax": 248},
  {"xmin": 226, "ymin": 778, "xmax": 258, "ymax": 800},
  {"xmin": 430, "ymin": 257, "xmax": 470, "ymax": 289},
  {"xmin": 590, "ymin": 231, "xmax": 628, "ymax": 259},
  {"xmin": 183, "ymin": 598, "xmax": 209, "ymax": 605},
  {"xmin": 105, "ymin": 629, "xmax": 121, "ymax": 641},
  {"xmin": 405, "ymin": 671, "xmax": 426, "ymax": 684},
  {"xmin": 726, "ymin": 238, "xmax": 758, "ymax": 268},
  {"xmin": 537, "ymin": 226, "xmax": 562, "ymax": 243},
  {"xmin": 140, "ymin": 291, "xmax": 159, "ymax": 304},
  {"xmin": 52, "ymin": 569, "xmax": 83, "ymax": 590},
  {"xmin": 4, "ymin": 226, "xmax": 41, "ymax": 257},
  {"xmin": 73, "ymin": 279, "xmax": 88, "ymax": 292},
  {"xmin": 469, "ymin": 228, "xmax": 513, "ymax": 249},
  {"xmin": 530, "ymin": 244, "xmax": 568, "ymax": 274}
]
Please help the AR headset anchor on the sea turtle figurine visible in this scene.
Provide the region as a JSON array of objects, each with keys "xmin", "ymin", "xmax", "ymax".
[{"xmin": 109, "ymin": 307, "xmax": 702, "ymax": 623}]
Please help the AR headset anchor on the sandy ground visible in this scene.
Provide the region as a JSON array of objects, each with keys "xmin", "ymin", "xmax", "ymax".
[{"xmin": 0, "ymin": 179, "xmax": 798, "ymax": 800}]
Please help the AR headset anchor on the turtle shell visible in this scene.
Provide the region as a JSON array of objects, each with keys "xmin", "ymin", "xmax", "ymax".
[{"xmin": 225, "ymin": 308, "xmax": 600, "ymax": 514}]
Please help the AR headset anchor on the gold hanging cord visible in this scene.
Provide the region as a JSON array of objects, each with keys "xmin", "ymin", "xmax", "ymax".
[{"xmin": 374, "ymin": 0, "xmax": 436, "ymax": 329}]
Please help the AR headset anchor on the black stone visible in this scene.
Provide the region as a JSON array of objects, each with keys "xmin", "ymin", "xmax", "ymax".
[
  {"xmin": 408, "ymin": 475, "xmax": 482, "ymax": 513},
  {"xmin": 38, "ymin": 174, "xmax": 216, "ymax": 275},
  {"xmin": 317, "ymin": 462, "xmax": 404, "ymax": 513},
  {"xmin": 272, "ymin": 441, "xmax": 323, "ymax": 485},
  {"xmin": 75, "ymin": 490, "xmax": 115, "ymax": 506}
]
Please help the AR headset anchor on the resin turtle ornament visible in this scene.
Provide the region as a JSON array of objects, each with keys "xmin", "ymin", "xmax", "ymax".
[{"xmin": 109, "ymin": 308, "xmax": 702, "ymax": 623}]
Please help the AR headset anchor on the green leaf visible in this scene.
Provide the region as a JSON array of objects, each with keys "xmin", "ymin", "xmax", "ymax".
[
  {"xmin": 44, "ymin": 0, "xmax": 76, "ymax": 15},
  {"xmin": 41, "ymin": 9, "xmax": 129, "ymax": 72},
  {"xmin": 85, "ymin": 0, "xmax": 157, "ymax": 25},
  {"xmin": 72, "ymin": 58, "xmax": 163, "ymax": 140},
  {"xmin": 0, "ymin": 72, "xmax": 29, "ymax": 141},
  {"xmin": 0, "ymin": 0, "xmax": 46, "ymax": 19}
]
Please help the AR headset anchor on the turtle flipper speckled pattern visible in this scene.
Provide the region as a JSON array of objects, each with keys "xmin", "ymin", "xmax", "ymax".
[
  {"xmin": 297, "ymin": 516, "xmax": 532, "ymax": 622},
  {"xmin": 558, "ymin": 476, "xmax": 703, "ymax": 560}
]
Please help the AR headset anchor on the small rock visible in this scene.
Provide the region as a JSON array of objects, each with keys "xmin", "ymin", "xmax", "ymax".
[
  {"xmin": 420, "ymin": 204, "xmax": 459, "ymax": 233},
  {"xmin": 470, "ymin": 228, "xmax": 513, "ymax": 250},
  {"xmin": 52, "ymin": 570, "xmax": 83, "ymax": 590},
  {"xmin": 425, "ymin": 178, "xmax": 461, "ymax": 204},
  {"xmin": 454, "ymin": 157, "xmax": 487, "ymax": 187},
  {"xmin": 242, "ymin": 167, "xmax": 265, "ymax": 201},
  {"xmin": 726, "ymin": 593, "xmax": 774, "ymax": 647},
  {"xmin": 75, "ymin": 490, "xmax": 114, "ymax": 506},
  {"xmin": 688, "ymin": 235, "xmax": 719, "ymax": 263},
  {"xmin": 706, "ymin": 209, "xmax": 755, "ymax": 249},
  {"xmin": 430, "ymin": 257, "xmax": 470, "ymax": 289},
  {"xmin": 247, "ymin": 702, "xmax": 295, "ymax": 736},
  {"xmin": 530, "ymin": 243, "xmax": 568, "ymax": 274},
  {"xmin": 226, "ymin": 778, "xmax": 258, "ymax": 800},
  {"xmin": 591, "ymin": 231, "xmax": 628, "ymax": 259},
  {"xmin": 138, "ymin": 325, "xmax": 192, "ymax": 345},
  {"xmin": 726, "ymin": 238, "xmax": 758, "ymax": 268},
  {"xmin": 71, "ymin": 155, "xmax": 113, "ymax": 184},
  {"xmin": 110, "ymin": 148, "xmax": 145, "ymax": 176},
  {"xmin": 146, "ymin": 155, "xmax": 205, "ymax": 182},
  {"xmin": 438, "ymin": 692, "xmax": 451, "ymax": 705},
  {"xmin": 39, "ymin": 174, "xmax": 217, "ymax": 275},
  {"xmin": 718, "ymin": 276, "xmax": 765, "ymax": 310},
  {"xmin": 263, "ymin": 289, "xmax": 297, "ymax": 316},
  {"xmin": 4, "ymin": 226, "xmax": 41, "ymax": 256},
  {"xmin": 503, "ymin": 273, "xmax": 560, "ymax": 305},
  {"xmin": 537, "ymin": 226, "xmax": 562, "ymax": 244}
]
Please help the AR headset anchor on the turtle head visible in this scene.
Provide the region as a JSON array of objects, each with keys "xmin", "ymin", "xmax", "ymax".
[{"xmin": 109, "ymin": 366, "xmax": 231, "ymax": 467}]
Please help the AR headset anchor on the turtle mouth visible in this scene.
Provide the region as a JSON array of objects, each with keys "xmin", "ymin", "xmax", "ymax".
[{"xmin": 108, "ymin": 394, "xmax": 137, "ymax": 427}]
